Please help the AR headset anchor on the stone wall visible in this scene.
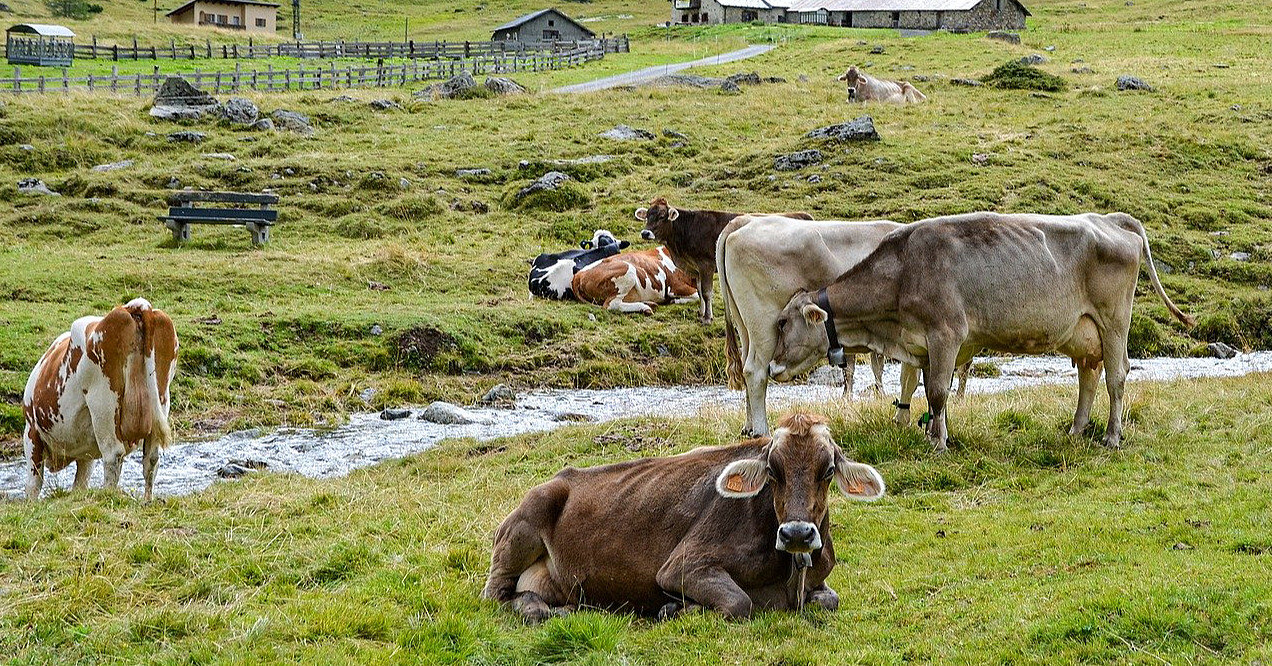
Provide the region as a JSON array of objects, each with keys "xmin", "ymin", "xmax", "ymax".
[{"xmin": 938, "ymin": 0, "xmax": 1028, "ymax": 30}]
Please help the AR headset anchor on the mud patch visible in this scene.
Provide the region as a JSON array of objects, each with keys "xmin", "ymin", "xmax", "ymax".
[{"xmin": 393, "ymin": 325, "xmax": 458, "ymax": 371}]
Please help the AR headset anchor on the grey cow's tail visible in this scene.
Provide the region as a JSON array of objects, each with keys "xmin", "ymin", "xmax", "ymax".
[
  {"xmin": 718, "ymin": 216, "xmax": 750, "ymax": 391},
  {"xmin": 1118, "ymin": 213, "xmax": 1195, "ymax": 328}
]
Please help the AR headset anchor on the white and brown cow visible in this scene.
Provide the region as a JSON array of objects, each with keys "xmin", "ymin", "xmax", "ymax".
[
  {"xmin": 838, "ymin": 66, "xmax": 926, "ymax": 104},
  {"xmin": 22, "ymin": 298, "xmax": 178, "ymax": 500},
  {"xmin": 571, "ymin": 246, "xmax": 699, "ymax": 315}
]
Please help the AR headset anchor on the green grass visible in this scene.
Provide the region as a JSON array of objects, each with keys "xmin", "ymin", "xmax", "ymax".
[
  {"xmin": 1, "ymin": 375, "xmax": 1270, "ymax": 663},
  {"xmin": 1, "ymin": 0, "xmax": 1271, "ymax": 451}
]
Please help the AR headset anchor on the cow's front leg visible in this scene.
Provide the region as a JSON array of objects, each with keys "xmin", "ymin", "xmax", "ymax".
[
  {"xmin": 842, "ymin": 355, "xmax": 856, "ymax": 398},
  {"xmin": 657, "ymin": 562, "xmax": 753, "ymax": 619},
  {"xmin": 870, "ymin": 353, "xmax": 886, "ymax": 397},
  {"xmin": 1069, "ymin": 361, "xmax": 1101, "ymax": 436},
  {"xmin": 73, "ymin": 458, "xmax": 94, "ymax": 491},
  {"xmin": 698, "ymin": 268, "xmax": 715, "ymax": 324},
  {"xmin": 894, "ymin": 363, "xmax": 920, "ymax": 426},
  {"xmin": 805, "ymin": 583, "xmax": 839, "ymax": 611},
  {"xmin": 922, "ymin": 347, "xmax": 958, "ymax": 453}
]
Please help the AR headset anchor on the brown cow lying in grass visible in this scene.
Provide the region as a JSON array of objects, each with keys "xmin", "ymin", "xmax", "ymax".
[
  {"xmin": 482, "ymin": 412, "xmax": 885, "ymax": 621},
  {"xmin": 570, "ymin": 246, "xmax": 699, "ymax": 315},
  {"xmin": 838, "ymin": 66, "xmax": 926, "ymax": 104}
]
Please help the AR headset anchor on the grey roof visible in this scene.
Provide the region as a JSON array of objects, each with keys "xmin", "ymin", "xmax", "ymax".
[
  {"xmin": 788, "ymin": 0, "xmax": 1028, "ymax": 13},
  {"xmin": 716, "ymin": 0, "xmax": 776, "ymax": 8},
  {"xmin": 6, "ymin": 23, "xmax": 76, "ymax": 37},
  {"xmin": 492, "ymin": 8, "xmax": 596, "ymax": 36},
  {"xmin": 165, "ymin": 0, "xmax": 280, "ymax": 17}
]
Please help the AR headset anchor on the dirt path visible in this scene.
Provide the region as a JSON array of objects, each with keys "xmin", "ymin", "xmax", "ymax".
[{"xmin": 552, "ymin": 44, "xmax": 776, "ymax": 94}]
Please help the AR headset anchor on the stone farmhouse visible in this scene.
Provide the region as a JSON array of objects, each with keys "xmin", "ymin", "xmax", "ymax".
[{"xmin": 670, "ymin": 0, "xmax": 1029, "ymax": 30}]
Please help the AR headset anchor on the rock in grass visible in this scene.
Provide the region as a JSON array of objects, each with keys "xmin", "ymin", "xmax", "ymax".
[
  {"xmin": 150, "ymin": 76, "xmax": 218, "ymax": 120},
  {"xmin": 805, "ymin": 116, "xmax": 879, "ymax": 142},
  {"xmin": 271, "ymin": 109, "xmax": 314, "ymax": 135},
  {"xmin": 219, "ymin": 97, "xmax": 259, "ymax": 124},
  {"xmin": 91, "ymin": 159, "xmax": 134, "ymax": 172},
  {"xmin": 18, "ymin": 178, "xmax": 59, "ymax": 196},
  {"xmin": 167, "ymin": 131, "xmax": 207, "ymax": 143},
  {"xmin": 380, "ymin": 408, "xmax": 412, "ymax": 420},
  {"xmin": 484, "ymin": 76, "xmax": 527, "ymax": 95},
  {"xmin": 599, "ymin": 124, "xmax": 654, "ymax": 141},
  {"xmin": 517, "ymin": 171, "xmax": 570, "ymax": 198},
  {"xmin": 418, "ymin": 401, "xmax": 491, "ymax": 425},
  {"xmin": 369, "ymin": 99, "xmax": 402, "ymax": 111},
  {"xmin": 1019, "ymin": 53, "xmax": 1048, "ymax": 65},
  {"xmin": 774, "ymin": 149, "xmax": 823, "ymax": 171},
  {"xmin": 250, "ymin": 118, "xmax": 274, "ymax": 131},
  {"xmin": 719, "ymin": 79, "xmax": 743, "ymax": 94},
  {"xmin": 986, "ymin": 31, "xmax": 1021, "ymax": 44},
  {"xmin": 456, "ymin": 168, "xmax": 492, "ymax": 178},
  {"xmin": 478, "ymin": 384, "xmax": 517, "ymax": 408},
  {"xmin": 1230, "ymin": 252, "xmax": 1251, "ymax": 262},
  {"xmin": 725, "ymin": 71, "xmax": 762, "ymax": 86},
  {"xmin": 216, "ymin": 458, "xmax": 269, "ymax": 479},
  {"xmin": 1117, "ymin": 75, "xmax": 1154, "ymax": 91},
  {"xmin": 951, "ymin": 78, "xmax": 983, "ymax": 86},
  {"xmin": 1207, "ymin": 342, "xmax": 1238, "ymax": 359}
]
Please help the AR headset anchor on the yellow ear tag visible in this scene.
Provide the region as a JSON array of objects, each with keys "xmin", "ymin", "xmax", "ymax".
[{"xmin": 726, "ymin": 477, "xmax": 745, "ymax": 493}]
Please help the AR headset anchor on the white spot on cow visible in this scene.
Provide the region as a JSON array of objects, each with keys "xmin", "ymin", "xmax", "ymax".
[
  {"xmin": 125, "ymin": 298, "xmax": 153, "ymax": 311},
  {"xmin": 542, "ymin": 259, "xmax": 577, "ymax": 299}
]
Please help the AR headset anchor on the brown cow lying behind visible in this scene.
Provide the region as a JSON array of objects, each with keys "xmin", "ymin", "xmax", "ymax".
[
  {"xmin": 636, "ymin": 198, "xmax": 813, "ymax": 324},
  {"xmin": 571, "ymin": 246, "xmax": 699, "ymax": 315},
  {"xmin": 23, "ymin": 298, "xmax": 178, "ymax": 500},
  {"xmin": 838, "ymin": 66, "xmax": 926, "ymax": 104},
  {"xmin": 482, "ymin": 412, "xmax": 885, "ymax": 621}
]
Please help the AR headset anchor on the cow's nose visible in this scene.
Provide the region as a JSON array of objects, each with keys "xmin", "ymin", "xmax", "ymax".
[
  {"xmin": 640, "ymin": 229, "xmax": 655, "ymax": 240},
  {"xmin": 779, "ymin": 522, "xmax": 815, "ymax": 544}
]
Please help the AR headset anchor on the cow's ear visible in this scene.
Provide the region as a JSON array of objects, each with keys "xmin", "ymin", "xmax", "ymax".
[
  {"xmin": 618, "ymin": 240, "xmax": 630, "ymax": 249},
  {"xmin": 800, "ymin": 302, "xmax": 828, "ymax": 325},
  {"xmin": 833, "ymin": 450, "xmax": 885, "ymax": 501},
  {"xmin": 634, "ymin": 207, "xmax": 648, "ymax": 221},
  {"xmin": 667, "ymin": 208, "xmax": 680, "ymax": 222},
  {"xmin": 716, "ymin": 458, "xmax": 768, "ymax": 498},
  {"xmin": 837, "ymin": 73, "xmax": 847, "ymax": 81}
]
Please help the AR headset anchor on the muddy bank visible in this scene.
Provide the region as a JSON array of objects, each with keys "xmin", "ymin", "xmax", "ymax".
[{"xmin": 4, "ymin": 352, "xmax": 1270, "ymax": 499}]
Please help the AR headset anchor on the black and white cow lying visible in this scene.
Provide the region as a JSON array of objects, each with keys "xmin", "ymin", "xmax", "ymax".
[{"xmin": 528, "ymin": 230, "xmax": 630, "ymax": 300}]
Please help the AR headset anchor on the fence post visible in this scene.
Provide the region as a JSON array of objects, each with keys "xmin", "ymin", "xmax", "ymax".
[
  {"xmin": 112, "ymin": 65, "xmax": 118, "ymax": 93},
  {"xmin": 207, "ymin": 38, "xmax": 212, "ymax": 58},
  {"xmin": 91, "ymin": 35, "xmax": 97, "ymax": 59},
  {"xmin": 87, "ymin": 72, "xmax": 93, "ymax": 91},
  {"xmin": 12, "ymin": 66, "xmax": 19, "ymax": 93}
]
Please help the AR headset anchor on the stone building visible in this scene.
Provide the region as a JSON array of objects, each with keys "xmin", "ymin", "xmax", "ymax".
[
  {"xmin": 166, "ymin": 0, "xmax": 279, "ymax": 33},
  {"xmin": 672, "ymin": 0, "xmax": 1029, "ymax": 30},
  {"xmin": 491, "ymin": 8, "xmax": 597, "ymax": 43}
]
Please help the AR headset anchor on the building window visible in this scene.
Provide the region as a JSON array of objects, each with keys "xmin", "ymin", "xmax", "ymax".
[
  {"xmin": 846, "ymin": 11, "xmax": 853, "ymax": 26},
  {"xmin": 742, "ymin": 9, "xmax": 758, "ymax": 21},
  {"xmin": 542, "ymin": 29, "xmax": 561, "ymax": 40},
  {"xmin": 682, "ymin": 13, "xmax": 689, "ymax": 22},
  {"xmin": 255, "ymin": 17, "xmax": 266, "ymax": 27},
  {"xmin": 891, "ymin": 11, "xmax": 900, "ymax": 26},
  {"xmin": 548, "ymin": 19, "xmax": 555, "ymax": 26},
  {"xmin": 702, "ymin": 12, "xmax": 708, "ymax": 21},
  {"xmin": 230, "ymin": 15, "xmax": 240, "ymax": 25},
  {"xmin": 218, "ymin": 14, "xmax": 228, "ymax": 24}
]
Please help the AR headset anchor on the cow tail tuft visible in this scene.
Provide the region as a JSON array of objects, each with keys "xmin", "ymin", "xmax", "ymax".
[{"xmin": 718, "ymin": 219, "xmax": 745, "ymax": 391}]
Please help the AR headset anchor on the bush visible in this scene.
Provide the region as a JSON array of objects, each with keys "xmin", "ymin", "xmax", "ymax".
[
  {"xmin": 46, "ymin": 0, "xmax": 103, "ymax": 19},
  {"xmin": 983, "ymin": 61, "xmax": 1067, "ymax": 92},
  {"xmin": 504, "ymin": 181, "xmax": 590, "ymax": 212}
]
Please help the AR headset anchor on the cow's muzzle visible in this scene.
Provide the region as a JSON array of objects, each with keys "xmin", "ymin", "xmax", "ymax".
[
  {"xmin": 640, "ymin": 229, "xmax": 656, "ymax": 241},
  {"xmin": 776, "ymin": 521, "xmax": 822, "ymax": 553}
]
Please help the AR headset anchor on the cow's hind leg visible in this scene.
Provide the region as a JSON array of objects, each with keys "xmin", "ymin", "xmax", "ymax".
[
  {"xmin": 842, "ymin": 355, "xmax": 856, "ymax": 398},
  {"xmin": 696, "ymin": 268, "xmax": 714, "ymax": 324},
  {"xmin": 955, "ymin": 361, "xmax": 972, "ymax": 400},
  {"xmin": 86, "ymin": 386, "xmax": 127, "ymax": 491},
  {"xmin": 1069, "ymin": 361, "xmax": 1101, "ymax": 436},
  {"xmin": 483, "ymin": 485, "xmax": 570, "ymax": 623},
  {"xmin": 743, "ymin": 334, "xmax": 777, "ymax": 437},
  {"xmin": 1101, "ymin": 333, "xmax": 1131, "ymax": 449},
  {"xmin": 141, "ymin": 435, "xmax": 162, "ymax": 501},
  {"xmin": 23, "ymin": 425, "xmax": 46, "ymax": 500},
  {"xmin": 894, "ymin": 363, "xmax": 921, "ymax": 426},
  {"xmin": 870, "ymin": 353, "xmax": 886, "ymax": 397},
  {"xmin": 72, "ymin": 458, "xmax": 94, "ymax": 491},
  {"xmin": 922, "ymin": 343, "xmax": 959, "ymax": 453}
]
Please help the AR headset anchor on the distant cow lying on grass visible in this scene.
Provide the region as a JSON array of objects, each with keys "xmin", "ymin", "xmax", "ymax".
[
  {"xmin": 636, "ymin": 198, "xmax": 813, "ymax": 324},
  {"xmin": 528, "ymin": 229, "xmax": 630, "ymax": 300},
  {"xmin": 483, "ymin": 412, "xmax": 886, "ymax": 621},
  {"xmin": 23, "ymin": 298, "xmax": 178, "ymax": 500},
  {"xmin": 838, "ymin": 66, "xmax": 926, "ymax": 104},
  {"xmin": 571, "ymin": 246, "xmax": 699, "ymax": 315}
]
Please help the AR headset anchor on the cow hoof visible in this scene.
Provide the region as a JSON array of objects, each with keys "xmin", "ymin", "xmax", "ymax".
[
  {"xmin": 1101, "ymin": 436, "xmax": 1122, "ymax": 449},
  {"xmin": 931, "ymin": 440, "xmax": 950, "ymax": 454},
  {"xmin": 806, "ymin": 589, "xmax": 840, "ymax": 612}
]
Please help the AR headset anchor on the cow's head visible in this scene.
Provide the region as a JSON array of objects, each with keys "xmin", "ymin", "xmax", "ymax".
[
  {"xmin": 837, "ymin": 66, "xmax": 862, "ymax": 85},
  {"xmin": 634, "ymin": 197, "xmax": 679, "ymax": 242},
  {"xmin": 580, "ymin": 228, "xmax": 629, "ymax": 250},
  {"xmin": 716, "ymin": 413, "xmax": 884, "ymax": 553},
  {"xmin": 768, "ymin": 290, "xmax": 832, "ymax": 382}
]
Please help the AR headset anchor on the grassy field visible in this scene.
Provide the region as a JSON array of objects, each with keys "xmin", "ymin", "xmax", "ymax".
[{"xmin": 1, "ymin": 375, "xmax": 1270, "ymax": 663}]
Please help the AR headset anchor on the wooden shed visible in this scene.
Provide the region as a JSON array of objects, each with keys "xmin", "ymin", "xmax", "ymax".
[
  {"xmin": 6, "ymin": 24, "xmax": 75, "ymax": 67},
  {"xmin": 491, "ymin": 8, "xmax": 596, "ymax": 43}
]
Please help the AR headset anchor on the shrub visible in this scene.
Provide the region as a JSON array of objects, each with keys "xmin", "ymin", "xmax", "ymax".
[
  {"xmin": 984, "ymin": 61, "xmax": 1067, "ymax": 92},
  {"xmin": 504, "ymin": 181, "xmax": 590, "ymax": 212},
  {"xmin": 46, "ymin": 0, "xmax": 103, "ymax": 19}
]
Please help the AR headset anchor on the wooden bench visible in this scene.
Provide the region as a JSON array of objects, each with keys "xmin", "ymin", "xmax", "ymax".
[{"xmin": 159, "ymin": 191, "xmax": 280, "ymax": 246}]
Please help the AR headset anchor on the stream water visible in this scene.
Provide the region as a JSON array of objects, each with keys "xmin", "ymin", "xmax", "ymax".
[{"xmin": 4, "ymin": 352, "xmax": 1270, "ymax": 499}]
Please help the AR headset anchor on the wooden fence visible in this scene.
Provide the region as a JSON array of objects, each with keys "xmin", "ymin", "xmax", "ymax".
[
  {"xmin": 35, "ymin": 35, "xmax": 628, "ymax": 62},
  {"xmin": 3, "ymin": 45, "xmax": 605, "ymax": 95}
]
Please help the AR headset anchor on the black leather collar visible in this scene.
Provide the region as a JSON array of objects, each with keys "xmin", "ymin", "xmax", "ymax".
[{"xmin": 816, "ymin": 288, "xmax": 846, "ymax": 368}]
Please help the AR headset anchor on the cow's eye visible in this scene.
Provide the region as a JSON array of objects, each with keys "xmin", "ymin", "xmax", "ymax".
[
  {"xmin": 823, "ymin": 466, "xmax": 835, "ymax": 481},
  {"xmin": 777, "ymin": 318, "xmax": 787, "ymax": 330}
]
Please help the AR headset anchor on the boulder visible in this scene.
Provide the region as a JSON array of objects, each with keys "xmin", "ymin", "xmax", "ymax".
[
  {"xmin": 663, "ymin": 128, "xmax": 688, "ymax": 140},
  {"xmin": 251, "ymin": 118, "xmax": 274, "ymax": 131},
  {"xmin": 17, "ymin": 178, "xmax": 59, "ymax": 196},
  {"xmin": 418, "ymin": 401, "xmax": 491, "ymax": 425},
  {"xmin": 271, "ymin": 109, "xmax": 314, "ymax": 135},
  {"xmin": 599, "ymin": 124, "xmax": 655, "ymax": 141},
  {"xmin": 456, "ymin": 168, "xmax": 492, "ymax": 178},
  {"xmin": 553, "ymin": 412, "xmax": 594, "ymax": 422},
  {"xmin": 870, "ymin": 45, "xmax": 886, "ymax": 54},
  {"xmin": 379, "ymin": 408, "xmax": 412, "ymax": 420},
  {"xmin": 329, "ymin": 95, "xmax": 358, "ymax": 103},
  {"xmin": 516, "ymin": 171, "xmax": 571, "ymax": 200},
  {"xmin": 417, "ymin": 72, "xmax": 479, "ymax": 100},
  {"xmin": 725, "ymin": 71, "xmax": 762, "ymax": 86},
  {"xmin": 807, "ymin": 174, "xmax": 822, "ymax": 184},
  {"xmin": 201, "ymin": 152, "xmax": 236, "ymax": 160},
  {"xmin": 764, "ymin": 76, "xmax": 787, "ymax": 84},
  {"xmin": 1117, "ymin": 75, "xmax": 1154, "ymax": 91},
  {"xmin": 219, "ymin": 97, "xmax": 259, "ymax": 124},
  {"xmin": 719, "ymin": 80, "xmax": 742, "ymax": 94},
  {"xmin": 19, "ymin": 144, "xmax": 34, "ymax": 151},
  {"xmin": 165, "ymin": 176, "xmax": 182, "ymax": 189},
  {"xmin": 645, "ymin": 73, "xmax": 721, "ymax": 89},
  {"xmin": 805, "ymin": 116, "xmax": 879, "ymax": 142},
  {"xmin": 150, "ymin": 77, "xmax": 219, "ymax": 120},
  {"xmin": 478, "ymin": 384, "xmax": 517, "ymax": 407},
  {"xmin": 1207, "ymin": 342, "xmax": 1238, "ymax": 359},
  {"xmin": 369, "ymin": 99, "xmax": 402, "ymax": 111},
  {"xmin": 167, "ymin": 131, "xmax": 207, "ymax": 143},
  {"xmin": 484, "ymin": 76, "xmax": 527, "ymax": 95},
  {"xmin": 216, "ymin": 458, "xmax": 269, "ymax": 479},
  {"xmin": 986, "ymin": 31, "xmax": 1021, "ymax": 44},
  {"xmin": 91, "ymin": 159, "xmax": 134, "ymax": 172},
  {"xmin": 951, "ymin": 78, "xmax": 983, "ymax": 87},
  {"xmin": 774, "ymin": 149, "xmax": 823, "ymax": 171},
  {"xmin": 1230, "ymin": 251, "xmax": 1251, "ymax": 262},
  {"xmin": 1019, "ymin": 54, "xmax": 1048, "ymax": 65},
  {"xmin": 150, "ymin": 105, "xmax": 208, "ymax": 121}
]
